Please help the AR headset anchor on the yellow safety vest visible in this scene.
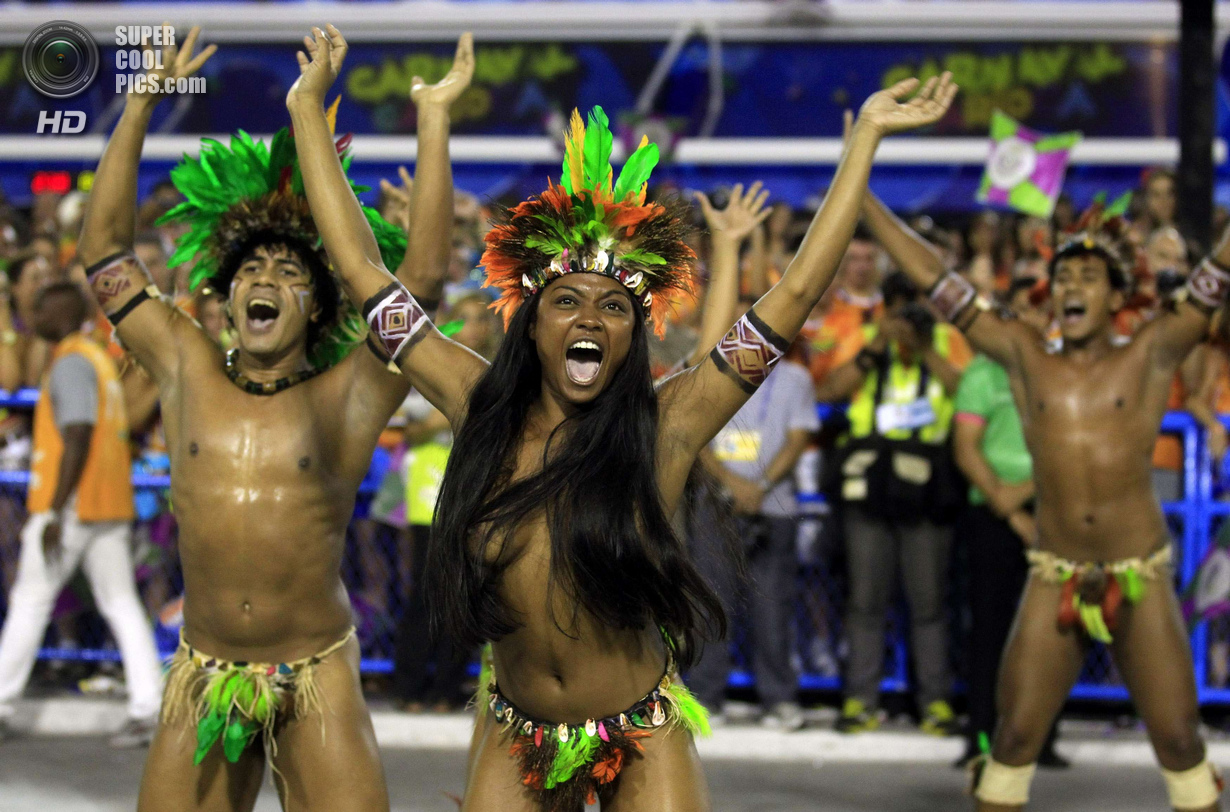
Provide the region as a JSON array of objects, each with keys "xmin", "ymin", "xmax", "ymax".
[{"xmin": 846, "ymin": 323, "xmax": 958, "ymax": 445}]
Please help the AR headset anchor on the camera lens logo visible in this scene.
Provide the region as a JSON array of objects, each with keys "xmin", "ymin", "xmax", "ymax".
[{"xmin": 23, "ymin": 21, "xmax": 99, "ymax": 99}]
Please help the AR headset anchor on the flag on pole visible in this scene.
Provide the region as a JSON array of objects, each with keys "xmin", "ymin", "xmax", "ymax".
[{"xmin": 977, "ymin": 110, "xmax": 1082, "ymax": 218}]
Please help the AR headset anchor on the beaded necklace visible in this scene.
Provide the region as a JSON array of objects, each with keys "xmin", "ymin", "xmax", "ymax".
[{"xmin": 224, "ymin": 348, "xmax": 325, "ymax": 395}]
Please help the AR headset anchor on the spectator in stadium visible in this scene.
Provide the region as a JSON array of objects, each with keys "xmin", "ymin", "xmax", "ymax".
[
  {"xmin": 952, "ymin": 276, "xmax": 1068, "ymax": 769},
  {"xmin": 821, "ymin": 270, "xmax": 969, "ymax": 735},
  {"xmin": 963, "ymin": 211, "xmax": 1003, "ymax": 296},
  {"xmin": 0, "ymin": 281, "xmax": 161, "ymax": 747},
  {"xmin": 7, "ymin": 251, "xmax": 54, "ymax": 388},
  {"xmin": 801, "ymin": 228, "xmax": 885, "ymax": 388},
  {"xmin": 1138, "ymin": 166, "xmax": 1178, "ymax": 236}
]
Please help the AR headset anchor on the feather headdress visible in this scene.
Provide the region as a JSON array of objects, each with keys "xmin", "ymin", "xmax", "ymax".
[
  {"xmin": 1050, "ymin": 191, "xmax": 1139, "ymax": 289},
  {"xmin": 480, "ymin": 106, "xmax": 695, "ymax": 338},
  {"xmin": 156, "ymin": 98, "xmax": 407, "ymax": 368}
]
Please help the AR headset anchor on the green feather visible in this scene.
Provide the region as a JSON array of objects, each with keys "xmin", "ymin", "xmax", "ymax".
[
  {"xmin": 193, "ymin": 711, "xmax": 227, "ymax": 765},
  {"xmin": 583, "ymin": 107, "xmax": 614, "ymax": 194},
  {"xmin": 1104, "ymin": 191, "xmax": 1133, "ymax": 220},
  {"xmin": 619, "ymin": 249, "xmax": 666, "ymax": 266},
  {"xmin": 544, "ymin": 729, "xmax": 600, "ymax": 788},
  {"xmin": 222, "ymin": 718, "xmax": 257, "ymax": 763},
  {"xmin": 613, "ymin": 142, "xmax": 660, "ymax": 202},
  {"xmin": 666, "ymin": 682, "xmax": 711, "ymax": 737},
  {"xmin": 1115, "ymin": 569, "xmax": 1145, "ymax": 604}
]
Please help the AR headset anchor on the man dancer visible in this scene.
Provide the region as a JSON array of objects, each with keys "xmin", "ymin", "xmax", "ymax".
[
  {"xmin": 76, "ymin": 26, "xmax": 472, "ymax": 810},
  {"xmin": 860, "ymin": 183, "xmax": 1223, "ymax": 810},
  {"xmin": 0, "ymin": 281, "xmax": 162, "ymax": 747}
]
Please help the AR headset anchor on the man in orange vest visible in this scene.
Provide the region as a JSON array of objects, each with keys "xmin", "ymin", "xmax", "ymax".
[{"xmin": 0, "ymin": 281, "xmax": 161, "ymax": 746}]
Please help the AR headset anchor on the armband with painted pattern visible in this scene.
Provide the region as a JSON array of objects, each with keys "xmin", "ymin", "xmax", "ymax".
[
  {"xmin": 84, "ymin": 251, "xmax": 158, "ymax": 325},
  {"xmin": 709, "ymin": 308, "xmax": 790, "ymax": 394},
  {"xmin": 362, "ymin": 280, "xmax": 430, "ymax": 363},
  {"xmin": 927, "ymin": 271, "xmax": 979, "ymax": 324},
  {"xmin": 1185, "ymin": 258, "xmax": 1230, "ymax": 312}
]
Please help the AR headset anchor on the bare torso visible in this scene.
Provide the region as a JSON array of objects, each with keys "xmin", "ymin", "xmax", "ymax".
[
  {"xmin": 163, "ymin": 344, "xmax": 399, "ymax": 663},
  {"xmin": 1015, "ymin": 336, "xmax": 1174, "ymax": 560},
  {"xmin": 484, "ymin": 423, "xmax": 668, "ymax": 725}
]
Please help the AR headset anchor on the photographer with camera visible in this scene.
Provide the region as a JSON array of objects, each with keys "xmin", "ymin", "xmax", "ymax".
[{"xmin": 819, "ymin": 270, "xmax": 971, "ymax": 735}]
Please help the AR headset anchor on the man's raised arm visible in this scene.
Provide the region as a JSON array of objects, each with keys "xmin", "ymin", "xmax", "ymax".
[
  {"xmin": 77, "ymin": 26, "xmax": 216, "ymax": 384},
  {"xmin": 859, "ymin": 169, "xmax": 1032, "ymax": 372},
  {"xmin": 391, "ymin": 33, "xmax": 473, "ymax": 314},
  {"xmin": 287, "ymin": 26, "xmax": 485, "ymax": 425}
]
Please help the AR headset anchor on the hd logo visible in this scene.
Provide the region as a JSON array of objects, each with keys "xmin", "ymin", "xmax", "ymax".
[{"xmin": 36, "ymin": 110, "xmax": 86, "ymax": 134}]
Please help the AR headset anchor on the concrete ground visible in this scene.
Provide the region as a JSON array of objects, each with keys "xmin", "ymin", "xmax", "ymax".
[{"xmin": 0, "ymin": 734, "xmax": 1186, "ymax": 812}]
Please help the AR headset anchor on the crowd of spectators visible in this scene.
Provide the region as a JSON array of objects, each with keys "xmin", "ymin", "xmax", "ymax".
[{"xmin": 0, "ymin": 162, "xmax": 1226, "ymax": 752}]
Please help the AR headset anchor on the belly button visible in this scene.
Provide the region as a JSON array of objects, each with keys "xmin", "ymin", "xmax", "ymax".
[
  {"xmin": 1084, "ymin": 515, "xmax": 1095, "ymax": 525},
  {"xmin": 189, "ymin": 442, "xmax": 199, "ymax": 456},
  {"xmin": 298, "ymin": 456, "xmax": 310, "ymax": 470},
  {"xmin": 241, "ymin": 601, "xmax": 251, "ymax": 613}
]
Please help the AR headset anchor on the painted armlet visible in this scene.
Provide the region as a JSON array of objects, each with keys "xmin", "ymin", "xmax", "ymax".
[
  {"xmin": 85, "ymin": 251, "xmax": 159, "ymax": 325},
  {"xmin": 709, "ymin": 308, "xmax": 790, "ymax": 394},
  {"xmin": 362, "ymin": 280, "xmax": 432, "ymax": 364},
  {"xmin": 1183, "ymin": 258, "xmax": 1230, "ymax": 314},
  {"xmin": 928, "ymin": 271, "xmax": 993, "ymax": 330}
]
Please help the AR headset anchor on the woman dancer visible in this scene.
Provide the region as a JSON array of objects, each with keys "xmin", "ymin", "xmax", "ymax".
[{"xmin": 287, "ymin": 24, "xmax": 955, "ymax": 811}]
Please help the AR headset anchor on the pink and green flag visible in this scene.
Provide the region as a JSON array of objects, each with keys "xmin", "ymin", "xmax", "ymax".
[{"xmin": 977, "ymin": 110, "xmax": 1082, "ymax": 218}]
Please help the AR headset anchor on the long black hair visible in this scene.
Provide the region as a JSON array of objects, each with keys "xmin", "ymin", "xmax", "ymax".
[{"xmin": 426, "ymin": 289, "xmax": 725, "ymax": 667}]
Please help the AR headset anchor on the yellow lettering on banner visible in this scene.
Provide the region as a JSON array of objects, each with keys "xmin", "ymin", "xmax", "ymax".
[
  {"xmin": 474, "ymin": 46, "xmax": 525, "ymax": 84},
  {"xmin": 528, "ymin": 44, "xmax": 578, "ymax": 80},
  {"xmin": 1018, "ymin": 45, "xmax": 1072, "ymax": 87},
  {"xmin": 1076, "ymin": 43, "xmax": 1126, "ymax": 82},
  {"xmin": 0, "ymin": 50, "xmax": 15, "ymax": 86}
]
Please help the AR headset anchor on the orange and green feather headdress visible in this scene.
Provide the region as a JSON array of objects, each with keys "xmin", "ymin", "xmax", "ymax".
[{"xmin": 480, "ymin": 106, "xmax": 695, "ymax": 338}]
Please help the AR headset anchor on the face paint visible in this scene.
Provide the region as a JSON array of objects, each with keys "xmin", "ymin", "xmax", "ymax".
[{"xmin": 292, "ymin": 285, "xmax": 311, "ymax": 314}]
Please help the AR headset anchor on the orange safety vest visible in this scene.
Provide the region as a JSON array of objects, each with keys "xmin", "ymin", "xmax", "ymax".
[{"xmin": 28, "ymin": 333, "xmax": 134, "ymax": 521}]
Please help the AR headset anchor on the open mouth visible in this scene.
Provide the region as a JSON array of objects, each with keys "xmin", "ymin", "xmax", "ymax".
[
  {"xmin": 1061, "ymin": 301, "xmax": 1086, "ymax": 325},
  {"xmin": 245, "ymin": 297, "xmax": 281, "ymax": 332},
  {"xmin": 565, "ymin": 338, "xmax": 604, "ymax": 385}
]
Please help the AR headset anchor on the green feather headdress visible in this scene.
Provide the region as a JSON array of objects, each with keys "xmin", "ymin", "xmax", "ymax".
[
  {"xmin": 156, "ymin": 99, "xmax": 406, "ymax": 368},
  {"xmin": 480, "ymin": 106, "xmax": 695, "ymax": 339}
]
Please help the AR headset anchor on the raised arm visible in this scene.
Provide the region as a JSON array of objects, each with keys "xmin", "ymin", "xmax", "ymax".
[
  {"xmin": 76, "ymin": 27, "xmax": 217, "ymax": 384},
  {"xmin": 1140, "ymin": 233, "xmax": 1230, "ymax": 371},
  {"xmin": 687, "ymin": 182, "xmax": 772, "ymax": 366},
  {"xmin": 657, "ymin": 75, "xmax": 957, "ymax": 492},
  {"xmin": 287, "ymin": 26, "xmax": 486, "ymax": 426},
  {"xmin": 393, "ymin": 33, "xmax": 473, "ymax": 313}
]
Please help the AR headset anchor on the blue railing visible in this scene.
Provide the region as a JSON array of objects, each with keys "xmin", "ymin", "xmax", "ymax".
[{"xmin": 2, "ymin": 385, "xmax": 1228, "ymax": 702}]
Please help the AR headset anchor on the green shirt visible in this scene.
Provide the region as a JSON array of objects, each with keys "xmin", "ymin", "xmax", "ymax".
[{"xmin": 953, "ymin": 354, "xmax": 1032, "ymax": 506}]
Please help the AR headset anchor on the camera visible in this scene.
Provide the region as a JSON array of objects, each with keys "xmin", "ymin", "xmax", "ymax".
[
  {"xmin": 23, "ymin": 21, "xmax": 99, "ymax": 99},
  {"xmin": 898, "ymin": 302, "xmax": 937, "ymax": 343}
]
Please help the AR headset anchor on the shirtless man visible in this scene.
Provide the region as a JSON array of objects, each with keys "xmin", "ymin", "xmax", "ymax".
[
  {"xmin": 75, "ymin": 27, "xmax": 473, "ymax": 811},
  {"xmin": 860, "ymin": 186, "xmax": 1223, "ymax": 811},
  {"xmin": 288, "ymin": 26, "xmax": 955, "ymax": 810}
]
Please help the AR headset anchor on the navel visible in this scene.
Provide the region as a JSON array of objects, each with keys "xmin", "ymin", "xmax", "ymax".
[
  {"xmin": 1115, "ymin": 397, "xmax": 1125, "ymax": 409},
  {"xmin": 189, "ymin": 442, "xmax": 199, "ymax": 456},
  {"xmin": 1084, "ymin": 514, "xmax": 1095, "ymax": 526},
  {"xmin": 298, "ymin": 456, "xmax": 311, "ymax": 470},
  {"xmin": 241, "ymin": 601, "xmax": 251, "ymax": 614}
]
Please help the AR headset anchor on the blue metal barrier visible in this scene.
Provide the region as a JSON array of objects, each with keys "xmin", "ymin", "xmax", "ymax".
[{"xmin": 1, "ymin": 381, "xmax": 1227, "ymax": 704}]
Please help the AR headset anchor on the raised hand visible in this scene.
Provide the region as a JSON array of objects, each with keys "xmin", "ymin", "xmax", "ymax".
[
  {"xmin": 411, "ymin": 32, "xmax": 474, "ymax": 110},
  {"xmin": 855, "ymin": 71, "xmax": 957, "ymax": 138},
  {"xmin": 379, "ymin": 166, "xmax": 415, "ymax": 233},
  {"xmin": 694, "ymin": 181, "xmax": 773, "ymax": 243},
  {"xmin": 288, "ymin": 24, "xmax": 347, "ymax": 109},
  {"xmin": 128, "ymin": 25, "xmax": 216, "ymax": 108}
]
